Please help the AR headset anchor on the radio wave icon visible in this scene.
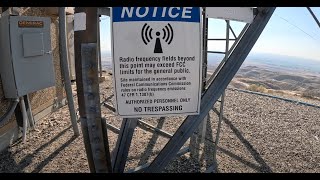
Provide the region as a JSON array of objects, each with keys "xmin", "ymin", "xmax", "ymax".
[
  {"xmin": 141, "ymin": 23, "xmax": 174, "ymax": 53},
  {"xmin": 162, "ymin": 23, "xmax": 174, "ymax": 45},
  {"xmin": 141, "ymin": 23, "xmax": 154, "ymax": 45}
]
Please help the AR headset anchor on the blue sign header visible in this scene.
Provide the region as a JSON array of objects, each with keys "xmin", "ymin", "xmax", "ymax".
[{"xmin": 112, "ymin": 7, "xmax": 200, "ymax": 23}]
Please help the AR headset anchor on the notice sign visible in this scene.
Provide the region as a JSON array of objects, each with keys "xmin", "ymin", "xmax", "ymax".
[{"xmin": 111, "ymin": 7, "xmax": 202, "ymax": 117}]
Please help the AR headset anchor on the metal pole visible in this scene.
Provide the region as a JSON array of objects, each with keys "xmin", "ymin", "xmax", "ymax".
[
  {"xmin": 97, "ymin": 16, "xmax": 103, "ymax": 78},
  {"xmin": 125, "ymin": 146, "xmax": 190, "ymax": 173},
  {"xmin": 19, "ymin": 97, "xmax": 28, "ymax": 143},
  {"xmin": 137, "ymin": 120, "xmax": 173, "ymax": 139},
  {"xmin": 207, "ymin": 51, "xmax": 226, "ymax": 54},
  {"xmin": 211, "ymin": 20, "xmax": 230, "ymax": 172},
  {"xmin": 208, "ymin": 38, "xmax": 236, "ymax": 41},
  {"xmin": 101, "ymin": 117, "xmax": 113, "ymax": 172},
  {"xmin": 24, "ymin": 94, "xmax": 35, "ymax": 130},
  {"xmin": 59, "ymin": 7, "xmax": 80, "ymax": 137},
  {"xmin": 206, "ymin": 23, "xmax": 250, "ymax": 89},
  {"xmin": 105, "ymin": 119, "xmax": 173, "ymax": 139},
  {"xmin": 144, "ymin": 7, "xmax": 276, "ymax": 173},
  {"xmin": 106, "ymin": 122, "xmax": 121, "ymax": 133},
  {"xmin": 112, "ymin": 118, "xmax": 138, "ymax": 173},
  {"xmin": 306, "ymin": 7, "xmax": 320, "ymax": 29},
  {"xmin": 200, "ymin": 7, "xmax": 209, "ymax": 147},
  {"xmin": 227, "ymin": 20, "xmax": 238, "ymax": 39},
  {"xmin": 81, "ymin": 43, "xmax": 111, "ymax": 173},
  {"xmin": 202, "ymin": 8, "xmax": 208, "ymax": 90},
  {"xmin": 79, "ymin": 117, "xmax": 96, "ymax": 172},
  {"xmin": 190, "ymin": 7, "xmax": 208, "ymax": 160},
  {"xmin": 74, "ymin": 7, "xmax": 98, "ymax": 172}
]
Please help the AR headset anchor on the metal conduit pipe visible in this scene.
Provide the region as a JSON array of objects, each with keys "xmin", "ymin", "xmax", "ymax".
[
  {"xmin": 59, "ymin": 7, "xmax": 80, "ymax": 136},
  {"xmin": 24, "ymin": 95, "xmax": 35, "ymax": 130},
  {"xmin": 19, "ymin": 97, "xmax": 28, "ymax": 143},
  {"xmin": 0, "ymin": 98, "xmax": 19, "ymax": 128}
]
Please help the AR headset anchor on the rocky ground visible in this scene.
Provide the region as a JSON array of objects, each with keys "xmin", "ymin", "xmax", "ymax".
[{"xmin": 0, "ymin": 72, "xmax": 319, "ymax": 173}]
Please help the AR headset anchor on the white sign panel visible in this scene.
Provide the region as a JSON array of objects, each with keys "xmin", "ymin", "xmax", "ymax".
[
  {"xmin": 206, "ymin": 7, "xmax": 254, "ymax": 23},
  {"xmin": 74, "ymin": 12, "xmax": 86, "ymax": 31},
  {"xmin": 111, "ymin": 7, "xmax": 202, "ymax": 118}
]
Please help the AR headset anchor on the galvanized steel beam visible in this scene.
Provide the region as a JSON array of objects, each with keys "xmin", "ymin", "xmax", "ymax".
[
  {"xmin": 144, "ymin": 7, "xmax": 276, "ymax": 173},
  {"xmin": 112, "ymin": 118, "xmax": 138, "ymax": 173},
  {"xmin": 81, "ymin": 43, "xmax": 112, "ymax": 173}
]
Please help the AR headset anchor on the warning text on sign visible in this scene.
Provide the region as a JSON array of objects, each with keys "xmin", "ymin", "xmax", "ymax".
[{"xmin": 111, "ymin": 7, "xmax": 202, "ymax": 117}]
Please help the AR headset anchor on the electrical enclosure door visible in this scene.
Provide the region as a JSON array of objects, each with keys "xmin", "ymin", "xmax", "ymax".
[{"xmin": 0, "ymin": 16, "xmax": 55, "ymax": 98}]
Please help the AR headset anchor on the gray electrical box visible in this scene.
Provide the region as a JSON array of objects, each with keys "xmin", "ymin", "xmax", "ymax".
[{"xmin": 0, "ymin": 15, "xmax": 55, "ymax": 98}]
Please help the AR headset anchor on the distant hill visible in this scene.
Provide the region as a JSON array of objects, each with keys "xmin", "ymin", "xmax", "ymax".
[
  {"xmin": 102, "ymin": 51, "xmax": 320, "ymax": 100},
  {"xmin": 206, "ymin": 53, "xmax": 320, "ymax": 101},
  {"xmin": 102, "ymin": 51, "xmax": 320, "ymax": 74},
  {"xmin": 101, "ymin": 51, "xmax": 112, "ymax": 58},
  {"xmin": 245, "ymin": 53, "xmax": 320, "ymax": 75},
  {"xmin": 207, "ymin": 52, "xmax": 320, "ymax": 75}
]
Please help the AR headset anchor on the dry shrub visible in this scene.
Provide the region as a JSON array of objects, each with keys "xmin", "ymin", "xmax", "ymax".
[
  {"xmin": 246, "ymin": 84, "xmax": 267, "ymax": 93},
  {"xmin": 301, "ymin": 90, "xmax": 320, "ymax": 99},
  {"xmin": 267, "ymin": 89, "xmax": 285, "ymax": 96}
]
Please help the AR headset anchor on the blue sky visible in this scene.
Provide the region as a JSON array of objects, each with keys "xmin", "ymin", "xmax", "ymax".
[{"xmin": 100, "ymin": 7, "xmax": 320, "ymax": 61}]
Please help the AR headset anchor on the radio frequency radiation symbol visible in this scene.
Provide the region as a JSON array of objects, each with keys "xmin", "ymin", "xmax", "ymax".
[{"xmin": 141, "ymin": 23, "xmax": 174, "ymax": 53}]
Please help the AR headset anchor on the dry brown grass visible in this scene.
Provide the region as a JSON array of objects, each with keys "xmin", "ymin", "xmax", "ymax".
[
  {"xmin": 246, "ymin": 84, "xmax": 267, "ymax": 93},
  {"xmin": 301, "ymin": 90, "xmax": 320, "ymax": 100}
]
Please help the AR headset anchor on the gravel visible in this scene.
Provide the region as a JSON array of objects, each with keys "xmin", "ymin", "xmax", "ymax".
[{"xmin": 0, "ymin": 72, "xmax": 319, "ymax": 173}]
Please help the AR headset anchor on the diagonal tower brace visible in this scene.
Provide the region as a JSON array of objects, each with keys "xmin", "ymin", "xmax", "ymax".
[{"xmin": 144, "ymin": 7, "xmax": 276, "ymax": 173}]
